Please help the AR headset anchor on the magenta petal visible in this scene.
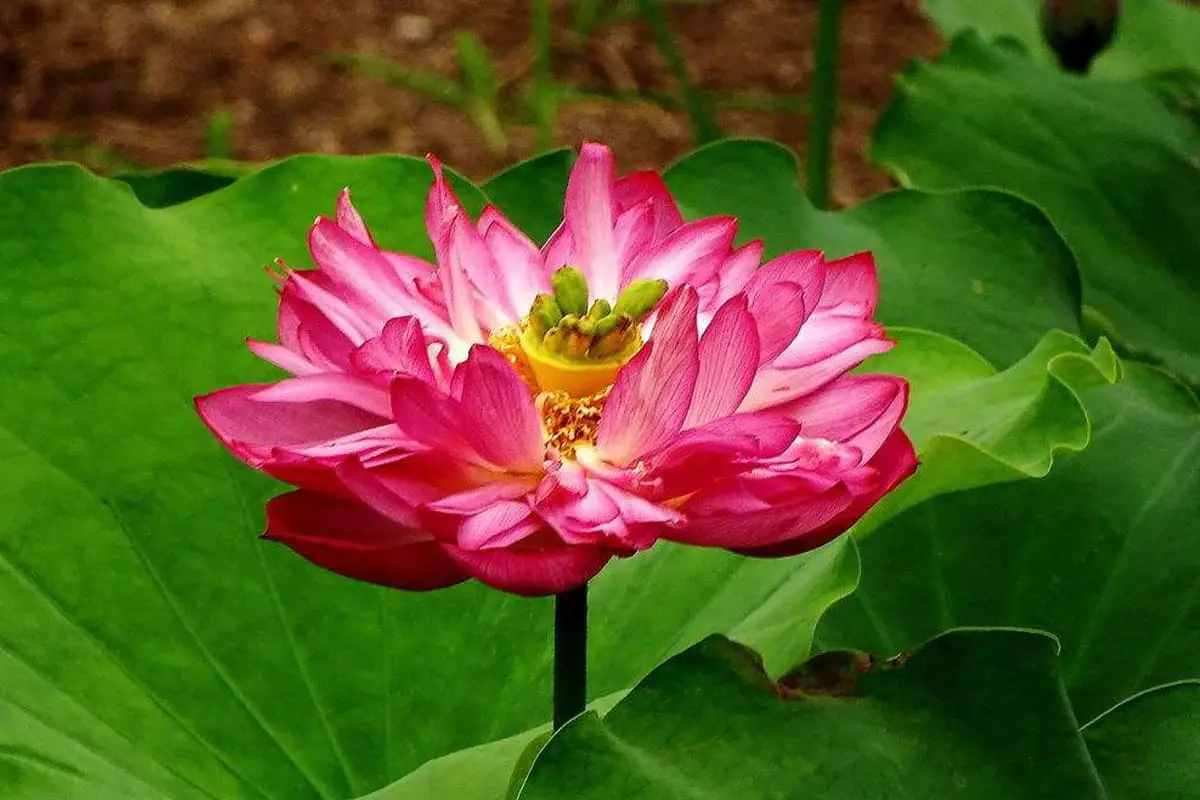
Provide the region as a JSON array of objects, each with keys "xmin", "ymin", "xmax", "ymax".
[
  {"xmin": 246, "ymin": 339, "xmax": 321, "ymax": 377},
  {"xmin": 309, "ymin": 216, "xmax": 405, "ymax": 313},
  {"xmin": 456, "ymin": 346, "xmax": 544, "ymax": 471},
  {"xmin": 456, "ymin": 500, "xmax": 540, "ymax": 550},
  {"xmin": 740, "ymin": 335, "xmax": 895, "ymax": 411},
  {"xmin": 786, "ymin": 374, "xmax": 909, "ymax": 461},
  {"xmin": 196, "ymin": 384, "xmax": 388, "ymax": 457},
  {"xmin": 565, "ymin": 142, "xmax": 620, "ymax": 301},
  {"xmin": 251, "ymin": 374, "xmax": 392, "ymax": 417},
  {"xmin": 389, "ymin": 376, "xmax": 475, "ymax": 460},
  {"xmin": 612, "ymin": 170, "xmax": 683, "ymax": 240},
  {"xmin": 819, "ymin": 252, "xmax": 879, "ymax": 315},
  {"xmin": 747, "ymin": 281, "xmax": 808, "ymax": 366},
  {"xmin": 597, "ymin": 287, "xmax": 700, "ymax": 464},
  {"xmin": 673, "ymin": 487, "xmax": 856, "ymax": 549},
  {"xmin": 478, "ymin": 206, "xmax": 550, "ymax": 315},
  {"xmin": 685, "ymin": 295, "xmax": 760, "ymax": 428},
  {"xmin": 625, "ymin": 216, "xmax": 737, "ymax": 290},
  {"xmin": 613, "ymin": 200, "xmax": 655, "ymax": 271},
  {"xmin": 265, "ymin": 490, "xmax": 467, "ymax": 591},
  {"xmin": 441, "ymin": 541, "xmax": 615, "ymax": 596},
  {"xmin": 335, "ymin": 188, "xmax": 376, "ymax": 245},
  {"xmin": 735, "ymin": 428, "xmax": 918, "ymax": 558},
  {"xmin": 713, "ymin": 240, "xmax": 765, "ymax": 307},
  {"xmin": 351, "ymin": 316, "xmax": 436, "ymax": 384}
]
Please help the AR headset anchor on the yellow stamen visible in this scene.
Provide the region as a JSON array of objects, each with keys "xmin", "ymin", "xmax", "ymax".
[{"xmin": 539, "ymin": 388, "xmax": 610, "ymax": 460}]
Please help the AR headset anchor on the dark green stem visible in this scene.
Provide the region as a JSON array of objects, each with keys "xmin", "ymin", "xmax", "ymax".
[
  {"xmin": 553, "ymin": 584, "xmax": 588, "ymax": 730},
  {"xmin": 531, "ymin": 0, "xmax": 556, "ymax": 152},
  {"xmin": 637, "ymin": 0, "xmax": 721, "ymax": 144},
  {"xmin": 807, "ymin": 0, "xmax": 843, "ymax": 209}
]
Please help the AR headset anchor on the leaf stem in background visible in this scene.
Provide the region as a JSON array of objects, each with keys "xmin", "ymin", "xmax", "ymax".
[
  {"xmin": 637, "ymin": 0, "xmax": 721, "ymax": 144},
  {"xmin": 531, "ymin": 0, "xmax": 557, "ymax": 152},
  {"xmin": 807, "ymin": 0, "xmax": 843, "ymax": 209},
  {"xmin": 553, "ymin": 584, "xmax": 588, "ymax": 730}
]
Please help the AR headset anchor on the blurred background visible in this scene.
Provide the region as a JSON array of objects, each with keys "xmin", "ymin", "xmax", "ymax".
[{"xmin": 0, "ymin": 0, "xmax": 945, "ymax": 207}]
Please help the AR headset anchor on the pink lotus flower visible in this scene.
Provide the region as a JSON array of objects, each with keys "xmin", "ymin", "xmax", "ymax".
[{"xmin": 196, "ymin": 143, "xmax": 917, "ymax": 597}]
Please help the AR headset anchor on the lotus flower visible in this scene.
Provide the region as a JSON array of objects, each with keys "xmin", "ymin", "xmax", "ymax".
[{"xmin": 196, "ymin": 143, "xmax": 917, "ymax": 596}]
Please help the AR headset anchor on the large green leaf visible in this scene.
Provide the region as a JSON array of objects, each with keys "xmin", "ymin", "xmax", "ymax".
[
  {"xmin": 873, "ymin": 34, "xmax": 1200, "ymax": 384},
  {"xmin": 920, "ymin": 0, "xmax": 1200, "ymax": 78},
  {"xmin": 517, "ymin": 629, "xmax": 1113, "ymax": 799},
  {"xmin": 669, "ymin": 140, "xmax": 1083, "ymax": 368},
  {"xmin": 816, "ymin": 363, "xmax": 1200, "ymax": 721},
  {"xmin": 1082, "ymin": 681, "xmax": 1200, "ymax": 799},
  {"xmin": 0, "ymin": 154, "xmax": 1124, "ymax": 799}
]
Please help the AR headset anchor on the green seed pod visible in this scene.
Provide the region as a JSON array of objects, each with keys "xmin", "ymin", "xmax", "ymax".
[
  {"xmin": 529, "ymin": 293, "xmax": 563, "ymax": 337},
  {"xmin": 551, "ymin": 266, "xmax": 589, "ymax": 316},
  {"xmin": 591, "ymin": 312, "xmax": 625, "ymax": 337},
  {"xmin": 565, "ymin": 329, "xmax": 591, "ymax": 359},
  {"xmin": 542, "ymin": 326, "xmax": 568, "ymax": 355},
  {"xmin": 559, "ymin": 313, "xmax": 581, "ymax": 331},
  {"xmin": 589, "ymin": 329, "xmax": 631, "ymax": 358},
  {"xmin": 612, "ymin": 278, "xmax": 668, "ymax": 322},
  {"xmin": 576, "ymin": 317, "xmax": 600, "ymax": 337},
  {"xmin": 587, "ymin": 298, "xmax": 612, "ymax": 320}
]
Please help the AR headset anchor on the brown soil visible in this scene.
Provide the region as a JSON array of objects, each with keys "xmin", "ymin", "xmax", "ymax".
[{"xmin": 1, "ymin": 0, "xmax": 942, "ymax": 207}]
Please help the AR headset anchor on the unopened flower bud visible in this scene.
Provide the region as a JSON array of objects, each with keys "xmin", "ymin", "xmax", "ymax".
[{"xmin": 1041, "ymin": 0, "xmax": 1120, "ymax": 73}]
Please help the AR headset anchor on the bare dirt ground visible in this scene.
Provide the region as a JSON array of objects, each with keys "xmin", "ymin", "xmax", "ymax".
[{"xmin": 1, "ymin": 0, "xmax": 943, "ymax": 206}]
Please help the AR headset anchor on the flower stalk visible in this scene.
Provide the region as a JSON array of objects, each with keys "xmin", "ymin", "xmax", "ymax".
[
  {"xmin": 553, "ymin": 584, "xmax": 588, "ymax": 729},
  {"xmin": 807, "ymin": 0, "xmax": 843, "ymax": 209}
]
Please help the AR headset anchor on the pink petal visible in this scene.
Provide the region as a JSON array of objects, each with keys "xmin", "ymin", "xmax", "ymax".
[
  {"xmin": 747, "ymin": 281, "xmax": 808, "ymax": 366},
  {"xmin": 265, "ymin": 490, "xmax": 467, "ymax": 591},
  {"xmin": 427, "ymin": 479, "xmax": 539, "ymax": 514},
  {"xmin": 478, "ymin": 206, "xmax": 550, "ymax": 314},
  {"xmin": 335, "ymin": 188, "xmax": 375, "ymax": 245},
  {"xmin": 713, "ymin": 239, "xmax": 765, "ymax": 308},
  {"xmin": 441, "ymin": 541, "xmax": 616, "ymax": 596},
  {"xmin": 389, "ymin": 376, "xmax": 476, "ymax": 463},
  {"xmin": 684, "ymin": 295, "xmax": 760, "ymax": 428},
  {"xmin": 672, "ymin": 486, "xmax": 856, "ymax": 549},
  {"xmin": 776, "ymin": 316, "xmax": 887, "ymax": 368},
  {"xmin": 819, "ymin": 252, "xmax": 878, "ymax": 315},
  {"xmin": 746, "ymin": 250, "xmax": 826, "ymax": 310},
  {"xmin": 456, "ymin": 500, "xmax": 540, "ymax": 550},
  {"xmin": 441, "ymin": 217, "xmax": 489, "ymax": 346},
  {"xmin": 309, "ymin": 216, "xmax": 405, "ymax": 317},
  {"xmin": 351, "ymin": 316, "xmax": 436, "ymax": 384},
  {"xmin": 564, "ymin": 142, "xmax": 620, "ymax": 301},
  {"xmin": 740, "ymin": 336, "xmax": 895, "ymax": 412},
  {"xmin": 277, "ymin": 284, "xmax": 357, "ymax": 371},
  {"xmin": 336, "ymin": 455, "xmax": 451, "ymax": 527},
  {"xmin": 642, "ymin": 412, "xmax": 801, "ymax": 498},
  {"xmin": 196, "ymin": 384, "xmax": 388, "ymax": 460},
  {"xmin": 612, "ymin": 171, "xmax": 683, "ymax": 240},
  {"xmin": 597, "ymin": 287, "xmax": 701, "ymax": 465},
  {"xmin": 785, "ymin": 374, "xmax": 909, "ymax": 461},
  {"xmin": 251, "ymin": 374, "xmax": 392, "ymax": 417},
  {"xmin": 613, "ymin": 201, "xmax": 655, "ymax": 272},
  {"xmin": 624, "ymin": 216, "xmax": 737, "ymax": 290},
  {"xmin": 735, "ymin": 428, "xmax": 917, "ymax": 558},
  {"xmin": 285, "ymin": 270, "xmax": 376, "ymax": 345},
  {"xmin": 455, "ymin": 345, "xmax": 544, "ymax": 471},
  {"xmin": 246, "ymin": 339, "xmax": 322, "ymax": 377}
]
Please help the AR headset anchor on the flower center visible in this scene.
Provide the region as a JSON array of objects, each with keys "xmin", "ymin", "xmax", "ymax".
[
  {"xmin": 487, "ymin": 266, "xmax": 668, "ymax": 459},
  {"xmin": 518, "ymin": 267, "xmax": 667, "ymax": 398}
]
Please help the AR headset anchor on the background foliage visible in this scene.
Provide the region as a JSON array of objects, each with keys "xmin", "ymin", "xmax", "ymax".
[{"xmin": 2, "ymin": 2, "xmax": 1199, "ymax": 798}]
